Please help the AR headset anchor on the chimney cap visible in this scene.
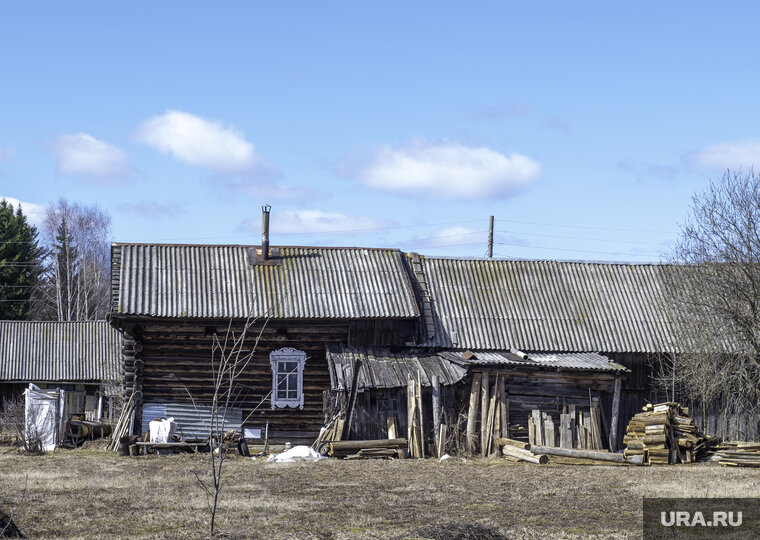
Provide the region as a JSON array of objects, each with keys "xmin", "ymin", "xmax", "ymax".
[{"xmin": 262, "ymin": 203, "xmax": 271, "ymax": 213}]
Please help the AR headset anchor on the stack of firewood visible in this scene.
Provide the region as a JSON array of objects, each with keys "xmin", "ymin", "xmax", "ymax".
[
  {"xmin": 712, "ymin": 441, "xmax": 760, "ymax": 467},
  {"xmin": 623, "ymin": 402, "xmax": 715, "ymax": 465}
]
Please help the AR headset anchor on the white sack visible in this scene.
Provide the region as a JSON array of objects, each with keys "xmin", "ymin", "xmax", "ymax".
[
  {"xmin": 24, "ymin": 384, "xmax": 64, "ymax": 452},
  {"xmin": 149, "ymin": 417, "xmax": 176, "ymax": 443},
  {"xmin": 266, "ymin": 445, "xmax": 324, "ymax": 463}
]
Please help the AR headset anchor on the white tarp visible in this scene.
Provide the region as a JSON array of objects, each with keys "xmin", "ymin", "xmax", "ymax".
[
  {"xmin": 25, "ymin": 384, "xmax": 64, "ymax": 452},
  {"xmin": 149, "ymin": 417, "xmax": 177, "ymax": 443},
  {"xmin": 266, "ymin": 445, "xmax": 324, "ymax": 463}
]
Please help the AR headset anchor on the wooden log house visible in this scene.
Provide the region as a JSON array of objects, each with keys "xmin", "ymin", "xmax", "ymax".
[{"xmin": 109, "ymin": 222, "xmax": 684, "ymax": 451}]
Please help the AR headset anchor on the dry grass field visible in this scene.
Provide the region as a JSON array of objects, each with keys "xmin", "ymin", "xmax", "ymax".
[{"xmin": 1, "ymin": 444, "xmax": 759, "ymax": 539}]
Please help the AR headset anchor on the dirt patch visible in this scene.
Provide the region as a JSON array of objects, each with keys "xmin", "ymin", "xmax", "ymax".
[{"xmin": 0, "ymin": 447, "xmax": 759, "ymax": 538}]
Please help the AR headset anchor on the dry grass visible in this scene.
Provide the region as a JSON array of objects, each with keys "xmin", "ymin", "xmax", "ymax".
[{"xmin": 0, "ymin": 444, "xmax": 759, "ymax": 539}]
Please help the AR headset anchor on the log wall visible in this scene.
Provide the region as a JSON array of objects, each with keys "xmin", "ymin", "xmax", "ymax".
[{"xmin": 116, "ymin": 318, "xmax": 414, "ymax": 446}]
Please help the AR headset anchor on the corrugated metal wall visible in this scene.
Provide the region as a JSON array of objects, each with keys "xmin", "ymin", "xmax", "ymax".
[{"xmin": 142, "ymin": 403, "xmax": 243, "ymax": 439}]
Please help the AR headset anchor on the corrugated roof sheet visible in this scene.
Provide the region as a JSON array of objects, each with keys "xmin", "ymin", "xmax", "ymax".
[
  {"xmin": 417, "ymin": 257, "xmax": 678, "ymax": 353},
  {"xmin": 0, "ymin": 321, "xmax": 122, "ymax": 382},
  {"xmin": 326, "ymin": 344, "xmax": 468, "ymax": 390},
  {"xmin": 441, "ymin": 350, "xmax": 628, "ymax": 372},
  {"xmin": 112, "ymin": 244, "xmax": 419, "ymax": 320}
]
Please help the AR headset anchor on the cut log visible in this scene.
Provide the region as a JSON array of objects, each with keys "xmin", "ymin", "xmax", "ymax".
[
  {"xmin": 529, "ymin": 445, "xmax": 626, "ymax": 463},
  {"xmin": 497, "ymin": 437, "xmax": 531, "ymax": 450},
  {"xmin": 502, "ymin": 444, "xmax": 548, "ymax": 464}
]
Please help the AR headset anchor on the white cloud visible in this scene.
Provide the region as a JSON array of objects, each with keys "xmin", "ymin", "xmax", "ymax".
[
  {"xmin": 238, "ymin": 209, "xmax": 389, "ymax": 236},
  {"xmin": 338, "ymin": 140, "xmax": 541, "ymax": 199},
  {"xmin": 687, "ymin": 139, "xmax": 760, "ymax": 170},
  {"xmin": 0, "ymin": 196, "xmax": 45, "ymax": 227},
  {"xmin": 48, "ymin": 133, "xmax": 133, "ymax": 184},
  {"xmin": 0, "ymin": 146, "xmax": 15, "ymax": 163},
  {"xmin": 134, "ymin": 110, "xmax": 264, "ymax": 174},
  {"xmin": 119, "ymin": 200, "xmax": 184, "ymax": 218}
]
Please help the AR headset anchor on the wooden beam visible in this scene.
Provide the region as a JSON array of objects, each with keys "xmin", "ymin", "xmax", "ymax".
[{"xmin": 609, "ymin": 376, "xmax": 622, "ymax": 452}]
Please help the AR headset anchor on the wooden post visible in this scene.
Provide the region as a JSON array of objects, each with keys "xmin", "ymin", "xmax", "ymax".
[
  {"xmin": 431, "ymin": 375, "xmax": 441, "ymax": 457},
  {"xmin": 438, "ymin": 424, "xmax": 447, "ymax": 457},
  {"xmin": 466, "ymin": 372, "xmax": 481, "ymax": 454},
  {"xmin": 479, "ymin": 371, "xmax": 490, "ymax": 454},
  {"xmin": 609, "ymin": 376, "xmax": 622, "ymax": 452}
]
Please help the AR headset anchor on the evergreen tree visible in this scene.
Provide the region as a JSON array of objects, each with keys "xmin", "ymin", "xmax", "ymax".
[{"xmin": 0, "ymin": 200, "xmax": 42, "ymax": 319}]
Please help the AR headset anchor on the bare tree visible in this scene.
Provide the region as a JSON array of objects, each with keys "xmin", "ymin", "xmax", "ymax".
[
  {"xmin": 665, "ymin": 169, "xmax": 760, "ymax": 431},
  {"xmin": 32, "ymin": 198, "xmax": 111, "ymax": 320},
  {"xmin": 189, "ymin": 316, "xmax": 270, "ymax": 536}
]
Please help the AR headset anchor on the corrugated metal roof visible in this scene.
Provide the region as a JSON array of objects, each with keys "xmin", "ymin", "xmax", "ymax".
[
  {"xmin": 417, "ymin": 257, "xmax": 678, "ymax": 353},
  {"xmin": 112, "ymin": 244, "xmax": 419, "ymax": 320},
  {"xmin": 441, "ymin": 350, "xmax": 628, "ymax": 373},
  {"xmin": 325, "ymin": 344, "xmax": 468, "ymax": 390},
  {"xmin": 0, "ymin": 321, "xmax": 122, "ymax": 382}
]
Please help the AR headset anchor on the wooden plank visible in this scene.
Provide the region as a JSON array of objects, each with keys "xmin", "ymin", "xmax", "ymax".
[
  {"xmin": 416, "ymin": 377, "xmax": 425, "ymax": 458},
  {"xmin": 609, "ymin": 377, "xmax": 621, "ymax": 452},
  {"xmin": 431, "ymin": 375, "xmax": 441, "ymax": 457},
  {"xmin": 438, "ymin": 424, "xmax": 447, "ymax": 457},
  {"xmin": 528, "ymin": 415, "xmax": 535, "ymax": 445},
  {"xmin": 590, "ymin": 405, "xmax": 603, "ymax": 450},
  {"xmin": 559, "ymin": 413, "xmax": 572, "ymax": 449},
  {"xmin": 484, "ymin": 380, "xmax": 497, "ymax": 456},
  {"xmin": 466, "ymin": 372, "xmax": 481, "ymax": 454},
  {"xmin": 407, "ymin": 379, "xmax": 416, "ymax": 457},
  {"xmin": 502, "ymin": 391, "xmax": 510, "ymax": 438},
  {"xmin": 480, "ymin": 371, "xmax": 490, "ymax": 454},
  {"xmin": 544, "ymin": 415, "xmax": 555, "ymax": 447},
  {"xmin": 341, "ymin": 358, "xmax": 362, "ymax": 440},
  {"xmin": 531, "ymin": 410, "xmax": 543, "ymax": 446}
]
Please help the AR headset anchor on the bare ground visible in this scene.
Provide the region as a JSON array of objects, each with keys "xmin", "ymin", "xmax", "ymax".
[{"xmin": 0, "ymin": 444, "xmax": 758, "ymax": 539}]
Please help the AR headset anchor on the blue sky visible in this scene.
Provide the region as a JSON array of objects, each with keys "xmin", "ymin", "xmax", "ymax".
[{"xmin": 2, "ymin": 2, "xmax": 759, "ymax": 261}]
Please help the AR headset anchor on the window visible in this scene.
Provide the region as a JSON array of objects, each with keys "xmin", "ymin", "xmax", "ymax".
[{"xmin": 270, "ymin": 347, "xmax": 307, "ymax": 409}]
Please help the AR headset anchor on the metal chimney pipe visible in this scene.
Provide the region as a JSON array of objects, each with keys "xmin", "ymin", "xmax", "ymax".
[{"xmin": 261, "ymin": 204, "xmax": 271, "ymax": 260}]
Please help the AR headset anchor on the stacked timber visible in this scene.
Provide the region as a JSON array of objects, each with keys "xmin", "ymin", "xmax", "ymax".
[
  {"xmin": 319, "ymin": 438, "xmax": 407, "ymax": 459},
  {"xmin": 107, "ymin": 392, "xmax": 136, "ymax": 451},
  {"xmin": 713, "ymin": 441, "xmax": 760, "ymax": 467},
  {"xmin": 623, "ymin": 402, "xmax": 715, "ymax": 465}
]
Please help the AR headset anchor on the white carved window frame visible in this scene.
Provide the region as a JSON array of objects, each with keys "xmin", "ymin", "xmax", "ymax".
[{"xmin": 270, "ymin": 347, "xmax": 307, "ymax": 410}]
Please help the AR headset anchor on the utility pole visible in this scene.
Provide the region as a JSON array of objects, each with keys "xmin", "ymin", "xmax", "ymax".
[{"xmin": 488, "ymin": 215, "xmax": 494, "ymax": 258}]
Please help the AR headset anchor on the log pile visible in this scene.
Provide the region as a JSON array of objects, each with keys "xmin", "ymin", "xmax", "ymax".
[
  {"xmin": 712, "ymin": 441, "xmax": 760, "ymax": 467},
  {"xmin": 623, "ymin": 402, "xmax": 717, "ymax": 465}
]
